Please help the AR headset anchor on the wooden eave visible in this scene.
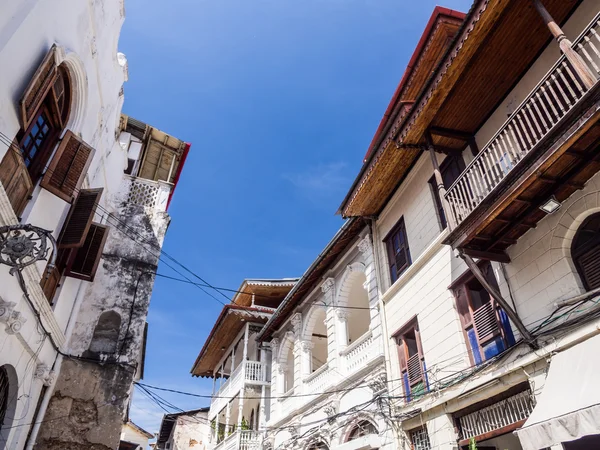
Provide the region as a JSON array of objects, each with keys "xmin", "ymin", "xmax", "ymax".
[
  {"xmin": 190, "ymin": 305, "xmax": 273, "ymax": 378},
  {"xmin": 256, "ymin": 217, "xmax": 365, "ymax": 342},
  {"xmin": 342, "ymin": 0, "xmax": 582, "ymax": 218},
  {"xmin": 231, "ymin": 280, "xmax": 298, "ymax": 309}
]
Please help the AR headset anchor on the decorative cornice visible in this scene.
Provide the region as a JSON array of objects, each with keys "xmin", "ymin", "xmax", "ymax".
[
  {"xmin": 300, "ymin": 340, "xmax": 314, "ymax": 353},
  {"xmin": 0, "ymin": 296, "xmax": 26, "ymax": 335},
  {"xmin": 335, "ymin": 309, "xmax": 350, "ymax": 321},
  {"xmin": 291, "ymin": 313, "xmax": 302, "ymax": 334},
  {"xmin": 321, "ymin": 277, "xmax": 335, "ymax": 294},
  {"xmin": 357, "ymin": 235, "xmax": 373, "ymax": 255},
  {"xmin": 34, "ymin": 364, "xmax": 55, "ymax": 387}
]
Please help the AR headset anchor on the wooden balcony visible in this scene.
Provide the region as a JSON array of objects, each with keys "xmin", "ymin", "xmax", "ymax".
[{"xmin": 444, "ymin": 14, "xmax": 600, "ymax": 261}]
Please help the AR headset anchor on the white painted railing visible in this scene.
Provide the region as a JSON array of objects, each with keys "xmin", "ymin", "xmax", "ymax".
[
  {"xmin": 304, "ymin": 362, "xmax": 333, "ymax": 395},
  {"xmin": 209, "ymin": 361, "xmax": 267, "ymax": 418},
  {"xmin": 445, "ymin": 13, "xmax": 600, "ymax": 227},
  {"xmin": 214, "ymin": 431, "xmax": 239, "ymax": 450},
  {"xmin": 245, "ymin": 361, "xmax": 265, "ymax": 382},
  {"xmin": 341, "ymin": 331, "xmax": 374, "ymax": 373},
  {"xmin": 239, "ymin": 431, "xmax": 262, "ymax": 450},
  {"xmin": 122, "ymin": 175, "xmax": 172, "ymax": 213}
]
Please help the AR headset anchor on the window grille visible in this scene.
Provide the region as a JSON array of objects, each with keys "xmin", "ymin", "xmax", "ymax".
[
  {"xmin": 409, "ymin": 426, "xmax": 431, "ymax": 450},
  {"xmin": 457, "ymin": 390, "xmax": 535, "ymax": 440}
]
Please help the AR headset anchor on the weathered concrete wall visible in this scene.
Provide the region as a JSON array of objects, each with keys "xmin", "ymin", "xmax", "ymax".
[{"xmin": 35, "ymin": 203, "xmax": 169, "ymax": 450}]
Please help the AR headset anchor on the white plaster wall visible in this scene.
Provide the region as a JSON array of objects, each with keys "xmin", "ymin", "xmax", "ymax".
[
  {"xmin": 0, "ymin": 0, "xmax": 129, "ymax": 448},
  {"xmin": 169, "ymin": 412, "xmax": 211, "ymax": 450},
  {"xmin": 121, "ymin": 423, "xmax": 150, "ymax": 449},
  {"xmin": 498, "ymin": 170, "xmax": 600, "ymax": 329},
  {"xmin": 267, "ymin": 231, "xmax": 385, "ymax": 429},
  {"xmin": 376, "ymin": 152, "xmax": 446, "ymax": 292},
  {"xmin": 474, "ymin": 0, "xmax": 598, "ymax": 150}
]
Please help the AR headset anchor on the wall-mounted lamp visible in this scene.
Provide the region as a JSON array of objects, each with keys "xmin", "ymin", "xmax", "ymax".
[{"xmin": 539, "ymin": 196, "xmax": 561, "ymax": 214}]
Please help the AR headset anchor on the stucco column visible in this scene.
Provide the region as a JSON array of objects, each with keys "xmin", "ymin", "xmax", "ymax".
[
  {"xmin": 276, "ymin": 363, "xmax": 287, "ymax": 395},
  {"xmin": 335, "ymin": 309, "xmax": 350, "ymax": 352},
  {"xmin": 293, "ymin": 340, "xmax": 303, "ymax": 390},
  {"xmin": 225, "ymin": 401, "xmax": 231, "ymax": 433},
  {"xmin": 259, "ymin": 385, "xmax": 267, "ymax": 431},
  {"xmin": 299, "ymin": 340, "xmax": 314, "ymax": 379},
  {"xmin": 237, "ymin": 387, "xmax": 245, "ymax": 428}
]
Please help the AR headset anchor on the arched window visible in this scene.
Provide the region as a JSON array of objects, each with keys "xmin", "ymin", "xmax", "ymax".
[
  {"xmin": 308, "ymin": 308, "xmax": 327, "ymax": 372},
  {"xmin": 88, "ymin": 311, "xmax": 121, "ymax": 355},
  {"xmin": 346, "ymin": 272, "xmax": 370, "ymax": 344},
  {"xmin": 0, "ymin": 366, "xmax": 9, "ymax": 431},
  {"xmin": 348, "ymin": 420, "xmax": 378, "ymax": 440},
  {"xmin": 18, "ymin": 64, "xmax": 71, "ymax": 183},
  {"xmin": 572, "ymin": 213, "xmax": 600, "ymax": 290},
  {"xmin": 307, "ymin": 441, "xmax": 329, "ymax": 450}
]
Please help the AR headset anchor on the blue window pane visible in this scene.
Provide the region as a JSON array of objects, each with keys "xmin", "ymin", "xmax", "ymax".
[
  {"xmin": 482, "ymin": 337, "xmax": 505, "ymax": 360},
  {"xmin": 37, "ymin": 115, "xmax": 45, "ymax": 126},
  {"xmin": 403, "ymin": 372, "xmax": 411, "ymax": 402},
  {"xmin": 498, "ymin": 309, "xmax": 515, "ymax": 346},
  {"xmin": 390, "ymin": 266, "xmax": 397, "ymax": 282},
  {"xmin": 423, "ymin": 360, "xmax": 429, "ymax": 391},
  {"xmin": 29, "ymin": 147, "xmax": 38, "ymax": 159},
  {"xmin": 31, "ymin": 123, "xmax": 39, "ymax": 136},
  {"xmin": 42, "ymin": 124, "xmax": 49, "ymax": 134},
  {"xmin": 467, "ymin": 328, "xmax": 482, "ymax": 365},
  {"xmin": 23, "ymin": 136, "xmax": 31, "ymax": 148}
]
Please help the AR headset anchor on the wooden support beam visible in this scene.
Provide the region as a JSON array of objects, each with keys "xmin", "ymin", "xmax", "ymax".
[
  {"xmin": 426, "ymin": 130, "xmax": 457, "ymax": 230},
  {"xmin": 468, "ymin": 137, "xmax": 479, "ymax": 157},
  {"xmin": 532, "ymin": 0, "xmax": 596, "ymax": 89},
  {"xmin": 460, "ymin": 247, "xmax": 511, "ymax": 263},
  {"xmin": 460, "ymin": 252, "xmax": 534, "ymax": 343},
  {"xmin": 432, "ymin": 145, "xmax": 464, "ymax": 155}
]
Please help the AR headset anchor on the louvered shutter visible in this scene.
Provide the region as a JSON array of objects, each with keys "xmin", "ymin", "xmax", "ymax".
[
  {"xmin": 453, "ymin": 285, "xmax": 472, "ymax": 329},
  {"xmin": 0, "ymin": 145, "xmax": 34, "ymax": 216},
  {"xmin": 40, "ymin": 248, "xmax": 71, "ymax": 304},
  {"xmin": 20, "ymin": 45, "xmax": 58, "ymax": 130},
  {"xmin": 578, "ymin": 244, "xmax": 600, "ymax": 290},
  {"xmin": 58, "ymin": 188, "xmax": 103, "ymax": 248},
  {"xmin": 40, "ymin": 130, "xmax": 95, "ymax": 202},
  {"xmin": 65, "ymin": 223, "xmax": 108, "ymax": 282}
]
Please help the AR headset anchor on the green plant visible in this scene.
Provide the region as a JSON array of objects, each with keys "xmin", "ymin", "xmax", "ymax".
[
  {"xmin": 241, "ymin": 417, "xmax": 250, "ymax": 431},
  {"xmin": 469, "ymin": 438, "xmax": 477, "ymax": 450}
]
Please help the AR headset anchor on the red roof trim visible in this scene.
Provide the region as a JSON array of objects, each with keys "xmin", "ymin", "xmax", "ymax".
[
  {"xmin": 363, "ymin": 6, "xmax": 466, "ymax": 162},
  {"xmin": 167, "ymin": 142, "xmax": 191, "ymax": 210}
]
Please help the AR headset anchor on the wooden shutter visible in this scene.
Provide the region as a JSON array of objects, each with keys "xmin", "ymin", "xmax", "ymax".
[
  {"xmin": 65, "ymin": 223, "xmax": 108, "ymax": 282},
  {"xmin": 453, "ymin": 284, "xmax": 472, "ymax": 330},
  {"xmin": 40, "ymin": 248, "xmax": 71, "ymax": 304},
  {"xmin": 0, "ymin": 145, "xmax": 34, "ymax": 216},
  {"xmin": 58, "ymin": 188, "xmax": 103, "ymax": 248},
  {"xmin": 20, "ymin": 45, "xmax": 58, "ymax": 130},
  {"xmin": 395, "ymin": 221, "xmax": 411, "ymax": 274},
  {"xmin": 40, "ymin": 130, "xmax": 95, "ymax": 202},
  {"xmin": 577, "ymin": 244, "xmax": 600, "ymax": 290}
]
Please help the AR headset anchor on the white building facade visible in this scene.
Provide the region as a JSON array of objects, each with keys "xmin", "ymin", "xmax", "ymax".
[
  {"xmin": 256, "ymin": 224, "xmax": 394, "ymax": 450},
  {"xmin": 340, "ymin": 0, "xmax": 600, "ymax": 449},
  {"xmin": 0, "ymin": 1, "xmax": 189, "ymax": 449}
]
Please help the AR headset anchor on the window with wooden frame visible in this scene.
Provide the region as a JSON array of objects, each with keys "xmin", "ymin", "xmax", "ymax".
[
  {"xmin": 0, "ymin": 45, "xmax": 93, "ymax": 217},
  {"xmin": 450, "ymin": 262, "xmax": 515, "ymax": 366},
  {"xmin": 428, "ymin": 154, "xmax": 466, "ymax": 230},
  {"xmin": 394, "ymin": 317, "xmax": 428, "ymax": 402},
  {"xmin": 571, "ymin": 213, "xmax": 600, "ymax": 291},
  {"xmin": 384, "ymin": 217, "xmax": 412, "ymax": 284},
  {"xmin": 40, "ymin": 189, "xmax": 108, "ymax": 303}
]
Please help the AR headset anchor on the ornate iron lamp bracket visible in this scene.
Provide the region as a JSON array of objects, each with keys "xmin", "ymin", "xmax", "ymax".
[{"xmin": 0, "ymin": 224, "xmax": 57, "ymax": 278}]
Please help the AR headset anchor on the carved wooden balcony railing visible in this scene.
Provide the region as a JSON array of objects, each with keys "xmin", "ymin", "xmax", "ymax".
[{"xmin": 445, "ymin": 14, "xmax": 600, "ymax": 228}]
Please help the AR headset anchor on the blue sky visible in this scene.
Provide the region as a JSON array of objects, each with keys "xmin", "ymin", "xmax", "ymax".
[{"xmin": 119, "ymin": 0, "xmax": 473, "ymax": 437}]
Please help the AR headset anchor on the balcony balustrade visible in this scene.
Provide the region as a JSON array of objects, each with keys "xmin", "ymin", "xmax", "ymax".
[
  {"xmin": 214, "ymin": 431, "xmax": 262, "ymax": 450},
  {"xmin": 209, "ymin": 361, "xmax": 267, "ymax": 418},
  {"xmin": 341, "ymin": 330, "xmax": 375, "ymax": 374},
  {"xmin": 445, "ymin": 14, "xmax": 600, "ymax": 228},
  {"xmin": 122, "ymin": 174, "xmax": 172, "ymax": 213}
]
